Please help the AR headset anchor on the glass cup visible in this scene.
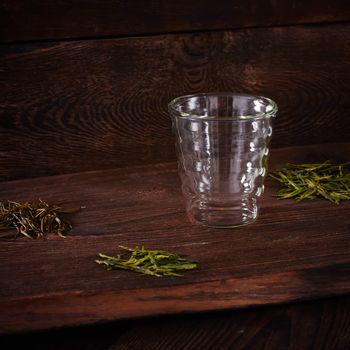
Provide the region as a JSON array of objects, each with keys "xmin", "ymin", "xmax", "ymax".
[{"xmin": 169, "ymin": 93, "xmax": 278, "ymax": 228}]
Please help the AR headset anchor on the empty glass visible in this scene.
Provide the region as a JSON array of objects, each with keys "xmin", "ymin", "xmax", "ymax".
[{"xmin": 169, "ymin": 93, "xmax": 278, "ymax": 228}]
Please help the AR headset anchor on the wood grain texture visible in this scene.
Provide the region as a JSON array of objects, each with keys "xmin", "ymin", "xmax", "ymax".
[
  {"xmin": 108, "ymin": 296, "xmax": 350, "ymax": 350},
  {"xmin": 1, "ymin": 24, "xmax": 350, "ymax": 181},
  {"xmin": 0, "ymin": 144, "xmax": 349, "ymax": 334},
  {"xmin": 1, "ymin": 0, "xmax": 350, "ymax": 43},
  {"xmin": 1, "ymin": 296, "xmax": 350, "ymax": 349}
]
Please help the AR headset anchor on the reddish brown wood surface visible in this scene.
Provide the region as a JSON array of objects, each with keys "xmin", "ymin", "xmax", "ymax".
[
  {"xmin": 1, "ymin": 24, "xmax": 350, "ymax": 181},
  {"xmin": 1, "ymin": 0, "xmax": 349, "ymax": 43},
  {"xmin": 107, "ymin": 296, "xmax": 350, "ymax": 349},
  {"xmin": 1, "ymin": 296, "xmax": 350, "ymax": 349},
  {"xmin": 0, "ymin": 143, "xmax": 349, "ymax": 334}
]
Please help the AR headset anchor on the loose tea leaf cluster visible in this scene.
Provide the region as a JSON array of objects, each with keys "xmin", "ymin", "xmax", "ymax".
[
  {"xmin": 270, "ymin": 161, "xmax": 350, "ymax": 203},
  {"xmin": 96, "ymin": 246, "xmax": 198, "ymax": 277},
  {"xmin": 0, "ymin": 200, "xmax": 78, "ymax": 238}
]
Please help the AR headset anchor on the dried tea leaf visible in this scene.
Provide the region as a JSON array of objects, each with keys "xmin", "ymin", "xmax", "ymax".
[
  {"xmin": 0, "ymin": 200, "xmax": 79, "ymax": 239},
  {"xmin": 96, "ymin": 246, "xmax": 198, "ymax": 277},
  {"xmin": 270, "ymin": 161, "xmax": 350, "ymax": 203}
]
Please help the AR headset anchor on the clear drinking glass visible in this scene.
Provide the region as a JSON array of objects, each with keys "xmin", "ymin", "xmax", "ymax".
[{"xmin": 169, "ymin": 93, "xmax": 278, "ymax": 228}]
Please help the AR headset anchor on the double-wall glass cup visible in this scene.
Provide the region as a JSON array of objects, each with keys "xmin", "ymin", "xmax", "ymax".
[{"xmin": 169, "ymin": 93, "xmax": 278, "ymax": 228}]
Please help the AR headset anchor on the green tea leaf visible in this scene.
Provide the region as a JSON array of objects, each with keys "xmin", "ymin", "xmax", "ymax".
[
  {"xmin": 270, "ymin": 161, "xmax": 350, "ymax": 203},
  {"xmin": 96, "ymin": 246, "xmax": 198, "ymax": 277}
]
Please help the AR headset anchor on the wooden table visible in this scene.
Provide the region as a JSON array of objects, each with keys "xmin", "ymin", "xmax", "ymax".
[{"xmin": 1, "ymin": 143, "xmax": 350, "ymax": 348}]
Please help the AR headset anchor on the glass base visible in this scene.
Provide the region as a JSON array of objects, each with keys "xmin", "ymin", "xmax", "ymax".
[{"xmin": 187, "ymin": 198, "xmax": 258, "ymax": 228}]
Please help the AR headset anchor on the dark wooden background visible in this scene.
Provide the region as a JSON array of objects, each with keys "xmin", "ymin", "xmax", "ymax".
[
  {"xmin": 1, "ymin": 0, "xmax": 350, "ymax": 181},
  {"xmin": 1, "ymin": 1, "xmax": 350, "ymax": 349},
  {"xmin": 1, "ymin": 0, "xmax": 350, "ymax": 43},
  {"xmin": 1, "ymin": 296, "xmax": 350, "ymax": 349}
]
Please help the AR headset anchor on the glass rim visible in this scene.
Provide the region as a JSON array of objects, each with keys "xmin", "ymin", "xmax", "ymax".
[{"xmin": 168, "ymin": 92, "xmax": 278, "ymax": 121}]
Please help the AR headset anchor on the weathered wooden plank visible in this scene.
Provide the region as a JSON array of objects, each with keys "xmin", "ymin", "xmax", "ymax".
[
  {"xmin": 0, "ymin": 144, "xmax": 349, "ymax": 334},
  {"xmin": 1, "ymin": 0, "xmax": 350, "ymax": 43},
  {"xmin": 0, "ymin": 143, "xmax": 349, "ymax": 239},
  {"xmin": 1, "ymin": 296, "xmax": 350, "ymax": 349},
  {"xmin": 1, "ymin": 24, "xmax": 350, "ymax": 181},
  {"xmin": 107, "ymin": 296, "xmax": 350, "ymax": 350}
]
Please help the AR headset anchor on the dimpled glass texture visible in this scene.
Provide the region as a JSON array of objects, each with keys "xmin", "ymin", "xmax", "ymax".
[{"xmin": 169, "ymin": 93, "xmax": 278, "ymax": 228}]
